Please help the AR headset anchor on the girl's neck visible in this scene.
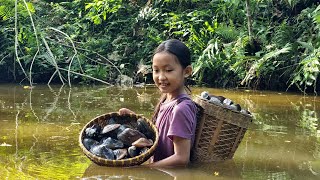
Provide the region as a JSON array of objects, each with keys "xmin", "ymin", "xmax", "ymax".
[{"xmin": 164, "ymin": 89, "xmax": 187, "ymax": 102}]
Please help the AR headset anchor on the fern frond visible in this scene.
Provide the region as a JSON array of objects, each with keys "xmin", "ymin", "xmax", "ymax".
[
  {"xmin": 215, "ymin": 24, "xmax": 239, "ymax": 43},
  {"xmin": 0, "ymin": 5, "xmax": 12, "ymax": 21},
  {"xmin": 241, "ymin": 44, "xmax": 291, "ymax": 85}
]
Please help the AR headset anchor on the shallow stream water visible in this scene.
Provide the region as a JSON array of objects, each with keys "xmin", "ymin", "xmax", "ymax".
[{"xmin": 0, "ymin": 84, "xmax": 319, "ymax": 179}]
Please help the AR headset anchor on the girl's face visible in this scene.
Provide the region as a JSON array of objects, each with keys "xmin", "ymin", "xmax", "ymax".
[{"xmin": 152, "ymin": 52, "xmax": 191, "ymax": 99}]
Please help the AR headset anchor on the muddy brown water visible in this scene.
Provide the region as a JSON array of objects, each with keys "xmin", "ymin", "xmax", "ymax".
[{"xmin": 0, "ymin": 84, "xmax": 319, "ymax": 179}]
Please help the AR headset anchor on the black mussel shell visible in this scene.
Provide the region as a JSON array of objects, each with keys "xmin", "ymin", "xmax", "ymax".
[
  {"xmin": 83, "ymin": 138, "xmax": 99, "ymax": 150},
  {"xmin": 200, "ymin": 91, "xmax": 210, "ymax": 100},
  {"xmin": 100, "ymin": 137, "xmax": 124, "ymax": 149},
  {"xmin": 116, "ymin": 124, "xmax": 133, "ymax": 136},
  {"xmin": 208, "ymin": 96, "xmax": 223, "ymax": 106},
  {"xmin": 215, "ymin": 96, "xmax": 226, "ymax": 102},
  {"xmin": 225, "ymin": 104, "xmax": 238, "ymax": 111},
  {"xmin": 233, "ymin": 104, "xmax": 241, "ymax": 111},
  {"xmin": 113, "ymin": 149, "xmax": 127, "ymax": 160},
  {"xmin": 90, "ymin": 144, "xmax": 115, "ymax": 160},
  {"xmin": 85, "ymin": 124, "xmax": 101, "ymax": 139},
  {"xmin": 223, "ymin": 98, "xmax": 233, "ymax": 106},
  {"xmin": 137, "ymin": 118, "xmax": 155, "ymax": 140},
  {"xmin": 117, "ymin": 128, "xmax": 146, "ymax": 146},
  {"xmin": 128, "ymin": 146, "xmax": 140, "ymax": 158}
]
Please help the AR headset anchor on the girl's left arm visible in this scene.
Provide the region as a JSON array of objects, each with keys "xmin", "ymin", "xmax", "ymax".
[{"xmin": 147, "ymin": 136, "xmax": 191, "ymax": 167}]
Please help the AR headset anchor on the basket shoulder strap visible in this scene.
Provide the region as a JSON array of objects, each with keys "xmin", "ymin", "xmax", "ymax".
[{"xmin": 176, "ymin": 97, "xmax": 204, "ymax": 121}]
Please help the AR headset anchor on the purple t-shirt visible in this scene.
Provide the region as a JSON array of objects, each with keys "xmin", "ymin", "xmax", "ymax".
[{"xmin": 153, "ymin": 93, "xmax": 197, "ymax": 162}]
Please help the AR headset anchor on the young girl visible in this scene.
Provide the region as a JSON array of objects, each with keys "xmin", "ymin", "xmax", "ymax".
[{"xmin": 119, "ymin": 39, "xmax": 197, "ymax": 167}]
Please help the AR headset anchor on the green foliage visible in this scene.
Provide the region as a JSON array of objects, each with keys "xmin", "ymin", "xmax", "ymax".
[
  {"xmin": 85, "ymin": 0, "xmax": 123, "ymax": 25},
  {"xmin": 0, "ymin": 0, "xmax": 319, "ymax": 92}
]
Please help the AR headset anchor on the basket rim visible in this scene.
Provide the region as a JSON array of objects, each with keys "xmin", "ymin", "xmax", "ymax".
[
  {"xmin": 194, "ymin": 96, "xmax": 253, "ymax": 119},
  {"xmin": 79, "ymin": 112, "xmax": 159, "ymax": 166}
]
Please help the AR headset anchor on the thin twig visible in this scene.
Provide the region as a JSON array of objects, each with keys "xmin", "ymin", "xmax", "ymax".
[
  {"xmin": 45, "ymin": 37, "xmax": 122, "ymax": 75},
  {"xmin": 0, "ymin": 53, "xmax": 10, "ymax": 64},
  {"xmin": 48, "ymin": 27, "xmax": 79, "ymax": 87},
  {"xmin": 58, "ymin": 67, "xmax": 112, "ymax": 85},
  {"xmin": 47, "ymin": 70, "xmax": 57, "ymax": 86}
]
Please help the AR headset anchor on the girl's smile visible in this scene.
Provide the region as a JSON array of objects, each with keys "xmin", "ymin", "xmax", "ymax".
[{"xmin": 152, "ymin": 52, "xmax": 191, "ymax": 100}]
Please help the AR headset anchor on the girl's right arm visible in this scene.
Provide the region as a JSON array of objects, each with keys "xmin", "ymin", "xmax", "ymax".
[{"xmin": 118, "ymin": 108, "xmax": 135, "ymax": 115}]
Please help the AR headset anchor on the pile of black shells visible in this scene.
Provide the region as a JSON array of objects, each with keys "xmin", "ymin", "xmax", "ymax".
[
  {"xmin": 200, "ymin": 91, "xmax": 252, "ymax": 116},
  {"xmin": 82, "ymin": 117, "xmax": 155, "ymax": 160}
]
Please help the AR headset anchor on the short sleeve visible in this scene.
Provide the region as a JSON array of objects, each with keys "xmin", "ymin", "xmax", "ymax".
[{"xmin": 167, "ymin": 100, "xmax": 196, "ymax": 140}]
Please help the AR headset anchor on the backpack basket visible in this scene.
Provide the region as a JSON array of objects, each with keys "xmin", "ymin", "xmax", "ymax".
[{"xmin": 191, "ymin": 96, "xmax": 252, "ymax": 162}]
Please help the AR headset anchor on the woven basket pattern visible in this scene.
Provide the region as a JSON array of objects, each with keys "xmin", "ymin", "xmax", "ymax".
[
  {"xmin": 79, "ymin": 112, "xmax": 159, "ymax": 166},
  {"xmin": 191, "ymin": 96, "xmax": 252, "ymax": 162}
]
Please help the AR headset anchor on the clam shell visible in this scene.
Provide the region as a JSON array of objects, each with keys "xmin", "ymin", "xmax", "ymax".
[
  {"xmin": 101, "ymin": 124, "xmax": 121, "ymax": 134},
  {"xmin": 90, "ymin": 144, "xmax": 115, "ymax": 160},
  {"xmin": 100, "ymin": 137, "xmax": 124, "ymax": 149},
  {"xmin": 223, "ymin": 98, "xmax": 233, "ymax": 106},
  {"xmin": 83, "ymin": 138, "xmax": 99, "ymax": 150},
  {"xmin": 225, "ymin": 104, "xmax": 238, "ymax": 111},
  {"xmin": 116, "ymin": 124, "xmax": 133, "ymax": 135},
  {"xmin": 128, "ymin": 146, "xmax": 140, "ymax": 158},
  {"xmin": 208, "ymin": 97, "xmax": 223, "ymax": 106},
  {"xmin": 137, "ymin": 118, "xmax": 155, "ymax": 139},
  {"xmin": 215, "ymin": 96, "xmax": 225, "ymax": 102},
  {"xmin": 233, "ymin": 104, "xmax": 241, "ymax": 111},
  {"xmin": 117, "ymin": 128, "xmax": 146, "ymax": 146},
  {"xmin": 132, "ymin": 138, "xmax": 153, "ymax": 148},
  {"xmin": 113, "ymin": 149, "xmax": 127, "ymax": 160},
  {"xmin": 85, "ymin": 124, "xmax": 101, "ymax": 139},
  {"xmin": 200, "ymin": 91, "xmax": 210, "ymax": 100},
  {"xmin": 240, "ymin": 109, "xmax": 251, "ymax": 116}
]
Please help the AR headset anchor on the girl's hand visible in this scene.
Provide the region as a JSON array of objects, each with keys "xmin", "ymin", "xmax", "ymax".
[{"xmin": 118, "ymin": 108, "xmax": 135, "ymax": 115}]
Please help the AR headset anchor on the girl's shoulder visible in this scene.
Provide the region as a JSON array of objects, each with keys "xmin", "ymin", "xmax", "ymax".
[{"xmin": 174, "ymin": 94, "xmax": 197, "ymax": 112}]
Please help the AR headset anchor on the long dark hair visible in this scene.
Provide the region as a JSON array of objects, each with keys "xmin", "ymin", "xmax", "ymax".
[{"xmin": 152, "ymin": 39, "xmax": 192, "ymax": 123}]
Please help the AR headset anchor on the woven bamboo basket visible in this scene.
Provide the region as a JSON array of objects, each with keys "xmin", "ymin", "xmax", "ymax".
[
  {"xmin": 191, "ymin": 96, "xmax": 252, "ymax": 162},
  {"xmin": 79, "ymin": 112, "xmax": 159, "ymax": 166}
]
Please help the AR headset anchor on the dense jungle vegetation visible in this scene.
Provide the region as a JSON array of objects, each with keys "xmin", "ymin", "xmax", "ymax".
[{"xmin": 0, "ymin": 0, "xmax": 319, "ymax": 93}]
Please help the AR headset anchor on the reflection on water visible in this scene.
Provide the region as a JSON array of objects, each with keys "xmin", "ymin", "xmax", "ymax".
[{"xmin": 0, "ymin": 84, "xmax": 320, "ymax": 179}]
